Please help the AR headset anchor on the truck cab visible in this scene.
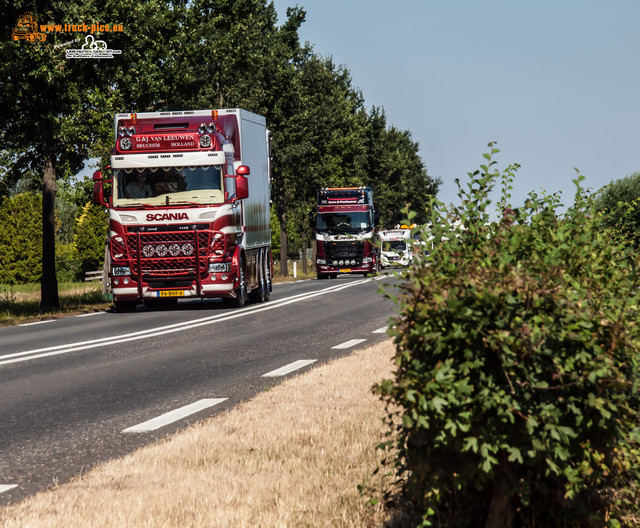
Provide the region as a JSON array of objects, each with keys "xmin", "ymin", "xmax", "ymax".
[{"xmin": 314, "ymin": 187, "xmax": 379, "ymax": 279}]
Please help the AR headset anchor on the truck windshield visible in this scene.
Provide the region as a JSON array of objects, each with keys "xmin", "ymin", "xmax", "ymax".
[
  {"xmin": 316, "ymin": 212, "xmax": 372, "ymax": 233},
  {"xmin": 383, "ymin": 240, "xmax": 408, "ymax": 251},
  {"xmin": 112, "ymin": 165, "xmax": 224, "ymax": 206}
]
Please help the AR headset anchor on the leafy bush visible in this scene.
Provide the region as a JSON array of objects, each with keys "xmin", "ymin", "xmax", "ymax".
[
  {"xmin": 56, "ymin": 242, "xmax": 80, "ymax": 283},
  {"xmin": 593, "ymin": 171, "xmax": 640, "ymax": 248},
  {"xmin": 0, "ymin": 193, "xmax": 42, "ymax": 284},
  {"xmin": 377, "ymin": 144, "xmax": 640, "ymax": 527},
  {"xmin": 73, "ymin": 202, "xmax": 108, "ymax": 279}
]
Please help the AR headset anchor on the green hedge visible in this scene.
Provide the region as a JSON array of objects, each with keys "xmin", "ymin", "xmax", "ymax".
[
  {"xmin": 73, "ymin": 202, "xmax": 108, "ymax": 279},
  {"xmin": 0, "ymin": 193, "xmax": 42, "ymax": 284},
  {"xmin": 377, "ymin": 145, "xmax": 640, "ymax": 527}
]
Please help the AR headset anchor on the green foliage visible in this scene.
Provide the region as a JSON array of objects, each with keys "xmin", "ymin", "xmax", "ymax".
[
  {"xmin": 376, "ymin": 144, "xmax": 640, "ymax": 527},
  {"xmin": 362, "ymin": 108, "xmax": 441, "ymax": 228},
  {"xmin": 56, "ymin": 242, "xmax": 79, "ymax": 283},
  {"xmin": 73, "ymin": 202, "xmax": 108, "ymax": 279},
  {"xmin": 594, "ymin": 172, "xmax": 640, "ymax": 248},
  {"xmin": 0, "ymin": 194, "xmax": 42, "ymax": 284},
  {"xmin": 1, "ymin": 0, "xmax": 439, "ymax": 291}
]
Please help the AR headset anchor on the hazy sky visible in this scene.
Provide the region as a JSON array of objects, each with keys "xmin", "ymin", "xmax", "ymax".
[{"xmin": 271, "ymin": 0, "xmax": 640, "ymax": 210}]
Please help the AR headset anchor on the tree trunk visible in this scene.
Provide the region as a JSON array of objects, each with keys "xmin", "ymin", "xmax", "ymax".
[
  {"xmin": 40, "ymin": 145, "xmax": 59, "ymax": 311},
  {"xmin": 484, "ymin": 466, "xmax": 514, "ymax": 528},
  {"xmin": 279, "ymin": 210, "xmax": 288, "ymax": 277}
]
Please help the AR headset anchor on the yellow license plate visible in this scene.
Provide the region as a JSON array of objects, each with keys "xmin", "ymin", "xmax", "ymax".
[
  {"xmin": 158, "ymin": 290, "xmax": 184, "ymax": 297},
  {"xmin": 339, "ymin": 269, "xmax": 352, "ymax": 273}
]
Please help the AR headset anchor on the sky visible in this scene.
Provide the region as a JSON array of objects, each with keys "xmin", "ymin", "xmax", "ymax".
[{"xmin": 271, "ymin": 0, "xmax": 640, "ymax": 210}]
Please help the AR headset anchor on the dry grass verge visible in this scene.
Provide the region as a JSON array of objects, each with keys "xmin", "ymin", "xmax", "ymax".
[{"xmin": 0, "ymin": 340, "xmax": 397, "ymax": 527}]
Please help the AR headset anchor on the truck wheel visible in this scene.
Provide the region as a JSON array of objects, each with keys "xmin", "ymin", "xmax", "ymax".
[
  {"xmin": 317, "ymin": 273, "xmax": 327, "ymax": 280},
  {"xmin": 233, "ymin": 257, "xmax": 247, "ymax": 308},
  {"xmin": 114, "ymin": 300, "xmax": 137, "ymax": 313},
  {"xmin": 263, "ymin": 248, "xmax": 271, "ymax": 301},
  {"xmin": 249, "ymin": 251, "xmax": 267, "ymax": 303}
]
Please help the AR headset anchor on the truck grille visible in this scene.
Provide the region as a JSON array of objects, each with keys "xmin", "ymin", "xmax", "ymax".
[
  {"xmin": 123, "ymin": 229, "xmax": 212, "ymax": 279},
  {"xmin": 324, "ymin": 241, "xmax": 365, "ymax": 259}
]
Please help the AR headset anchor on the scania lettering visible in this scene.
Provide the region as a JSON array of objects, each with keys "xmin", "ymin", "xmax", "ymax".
[
  {"xmin": 93, "ymin": 108, "xmax": 272, "ymax": 312},
  {"xmin": 314, "ymin": 187, "xmax": 379, "ymax": 279},
  {"xmin": 146, "ymin": 212, "xmax": 189, "ymax": 222}
]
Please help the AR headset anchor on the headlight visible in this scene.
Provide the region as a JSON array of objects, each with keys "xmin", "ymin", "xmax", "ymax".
[
  {"xmin": 316, "ymin": 258, "xmax": 326, "ymax": 265},
  {"xmin": 168, "ymin": 244, "xmax": 181, "ymax": 257},
  {"xmin": 119, "ymin": 137, "xmax": 132, "ymax": 150},
  {"xmin": 209, "ymin": 262, "xmax": 230, "ymax": 273},
  {"xmin": 112, "ymin": 266, "xmax": 130, "ymax": 276},
  {"xmin": 182, "ymin": 242, "xmax": 195, "ymax": 256},
  {"xmin": 363, "ymin": 257, "xmax": 373, "ymax": 264},
  {"xmin": 155, "ymin": 244, "xmax": 168, "ymax": 257},
  {"xmin": 199, "ymin": 134, "xmax": 212, "ymax": 148},
  {"xmin": 142, "ymin": 245, "xmax": 154, "ymax": 258}
]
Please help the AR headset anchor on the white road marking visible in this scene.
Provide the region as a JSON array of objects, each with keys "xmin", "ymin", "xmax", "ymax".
[
  {"xmin": 122, "ymin": 398, "xmax": 228, "ymax": 433},
  {"xmin": 0, "ymin": 278, "xmax": 371, "ymax": 367},
  {"xmin": 332, "ymin": 338, "xmax": 367, "ymax": 349},
  {"xmin": 18, "ymin": 320, "xmax": 55, "ymax": 327},
  {"xmin": 0, "ymin": 484, "xmax": 17, "ymax": 494},
  {"xmin": 262, "ymin": 359, "xmax": 317, "ymax": 377},
  {"xmin": 75, "ymin": 311, "xmax": 106, "ymax": 318},
  {"xmin": 372, "ymin": 326, "xmax": 388, "ymax": 334}
]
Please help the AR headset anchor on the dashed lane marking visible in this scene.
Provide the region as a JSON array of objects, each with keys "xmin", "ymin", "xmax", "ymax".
[
  {"xmin": 122, "ymin": 398, "xmax": 228, "ymax": 433},
  {"xmin": 0, "ymin": 484, "xmax": 17, "ymax": 494},
  {"xmin": 262, "ymin": 359, "xmax": 317, "ymax": 377},
  {"xmin": 332, "ymin": 338, "xmax": 367, "ymax": 350},
  {"xmin": 372, "ymin": 326, "xmax": 388, "ymax": 334}
]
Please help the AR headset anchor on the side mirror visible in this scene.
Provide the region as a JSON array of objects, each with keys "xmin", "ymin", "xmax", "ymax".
[
  {"xmin": 235, "ymin": 165, "xmax": 250, "ymax": 200},
  {"xmin": 92, "ymin": 171, "xmax": 104, "ymax": 205},
  {"xmin": 236, "ymin": 175, "xmax": 249, "ymax": 200}
]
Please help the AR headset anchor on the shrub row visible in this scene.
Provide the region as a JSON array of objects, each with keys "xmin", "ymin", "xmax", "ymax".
[{"xmin": 377, "ymin": 145, "xmax": 640, "ymax": 527}]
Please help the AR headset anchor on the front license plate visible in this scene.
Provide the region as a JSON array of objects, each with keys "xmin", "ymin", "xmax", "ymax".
[
  {"xmin": 339, "ymin": 269, "xmax": 352, "ymax": 273},
  {"xmin": 158, "ymin": 290, "xmax": 184, "ymax": 297}
]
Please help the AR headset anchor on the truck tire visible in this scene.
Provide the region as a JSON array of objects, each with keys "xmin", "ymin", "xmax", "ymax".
[
  {"xmin": 263, "ymin": 248, "xmax": 271, "ymax": 301},
  {"xmin": 233, "ymin": 257, "xmax": 247, "ymax": 308},
  {"xmin": 249, "ymin": 249, "xmax": 267, "ymax": 303}
]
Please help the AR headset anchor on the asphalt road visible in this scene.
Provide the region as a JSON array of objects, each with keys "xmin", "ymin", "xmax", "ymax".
[{"xmin": 0, "ymin": 274, "xmax": 399, "ymax": 505}]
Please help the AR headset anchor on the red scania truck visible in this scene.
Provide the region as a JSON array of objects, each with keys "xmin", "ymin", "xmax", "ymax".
[
  {"xmin": 314, "ymin": 187, "xmax": 379, "ymax": 279},
  {"xmin": 92, "ymin": 108, "xmax": 272, "ymax": 312}
]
